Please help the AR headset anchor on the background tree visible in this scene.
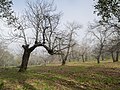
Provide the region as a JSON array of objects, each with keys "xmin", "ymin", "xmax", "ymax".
[
  {"xmin": 59, "ymin": 22, "xmax": 81, "ymax": 65},
  {"xmin": 79, "ymin": 39, "xmax": 91, "ymax": 62},
  {"xmin": 0, "ymin": 41, "xmax": 15, "ymax": 67},
  {"xmin": 0, "ymin": 0, "xmax": 16, "ymax": 25},
  {"xmin": 94, "ymin": 0, "xmax": 120, "ymax": 62},
  {"xmin": 68, "ymin": 43, "xmax": 81, "ymax": 62},
  {"xmin": 88, "ymin": 21, "xmax": 112, "ymax": 63},
  {"xmin": 106, "ymin": 33, "xmax": 120, "ymax": 62}
]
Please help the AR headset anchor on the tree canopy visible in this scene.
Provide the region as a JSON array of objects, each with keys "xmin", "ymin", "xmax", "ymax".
[
  {"xmin": 94, "ymin": 0, "xmax": 120, "ymax": 22},
  {"xmin": 0, "ymin": 0, "xmax": 13, "ymax": 18}
]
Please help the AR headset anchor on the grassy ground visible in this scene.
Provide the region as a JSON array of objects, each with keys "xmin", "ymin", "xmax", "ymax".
[{"xmin": 0, "ymin": 61, "xmax": 120, "ymax": 90}]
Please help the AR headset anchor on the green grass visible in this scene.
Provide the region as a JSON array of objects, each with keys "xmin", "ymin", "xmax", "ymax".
[{"xmin": 0, "ymin": 61, "xmax": 120, "ymax": 90}]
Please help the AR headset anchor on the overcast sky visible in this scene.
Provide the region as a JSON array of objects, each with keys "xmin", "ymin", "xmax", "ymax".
[
  {"xmin": 13, "ymin": 0, "xmax": 97, "ymax": 28},
  {"xmin": 13, "ymin": 0, "xmax": 97, "ymax": 24},
  {"xmin": 8, "ymin": 0, "xmax": 98, "ymax": 52}
]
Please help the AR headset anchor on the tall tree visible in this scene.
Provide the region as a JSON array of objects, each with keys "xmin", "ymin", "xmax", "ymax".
[
  {"xmin": 1, "ymin": 0, "xmax": 75, "ymax": 72},
  {"xmin": 16, "ymin": 0, "xmax": 62, "ymax": 72},
  {"xmin": 94, "ymin": 0, "xmax": 120, "ymax": 62},
  {"xmin": 94, "ymin": 0, "xmax": 120, "ymax": 38}
]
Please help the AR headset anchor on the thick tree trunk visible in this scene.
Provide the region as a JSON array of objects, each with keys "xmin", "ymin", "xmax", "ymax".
[
  {"xmin": 19, "ymin": 48, "xmax": 31, "ymax": 72},
  {"xmin": 62, "ymin": 59, "xmax": 66, "ymax": 65},
  {"xmin": 97, "ymin": 58, "xmax": 100, "ymax": 64},
  {"xmin": 18, "ymin": 44, "xmax": 37, "ymax": 72}
]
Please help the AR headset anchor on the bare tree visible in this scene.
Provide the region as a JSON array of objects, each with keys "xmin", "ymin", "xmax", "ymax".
[
  {"xmin": 0, "ymin": 41, "xmax": 15, "ymax": 67},
  {"xmin": 1, "ymin": 0, "xmax": 63, "ymax": 72},
  {"xmin": 94, "ymin": 0, "xmax": 120, "ymax": 62},
  {"xmin": 59, "ymin": 22, "xmax": 81, "ymax": 65},
  {"xmin": 17, "ymin": 0, "xmax": 63, "ymax": 72},
  {"xmin": 68, "ymin": 43, "xmax": 80, "ymax": 62},
  {"xmin": 88, "ymin": 21, "xmax": 112, "ymax": 63},
  {"xmin": 79, "ymin": 40, "xmax": 90, "ymax": 62},
  {"xmin": 106, "ymin": 33, "xmax": 120, "ymax": 62}
]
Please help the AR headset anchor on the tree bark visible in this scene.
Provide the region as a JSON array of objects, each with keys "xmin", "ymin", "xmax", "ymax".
[
  {"xmin": 19, "ymin": 45, "xmax": 37, "ymax": 72},
  {"xmin": 19, "ymin": 48, "xmax": 31, "ymax": 72},
  {"xmin": 62, "ymin": 59, "xmax": 66, "ymax": 65},
  {"xmin": 111, "ymin": 51, "xmax": 119, "ymax": 62},
  {"xmin": 61, "ymin": 55, "xmax": 67, "ymax": 65},
  {"xmin": 111, "ymin": 52, "xmax": 116, "ymax": 62},
  {"xmin": 97, "ymin": 58, "xmax": 100, "ymax": 64},
  {"xmin": 61, "ymin": 44, "xmax": 71, "ymax": 65},
  {"xmin": 96, "ymin": 45, "xmax": 103, "ymax": 64},
  {"xmin": 97, "ymin": 54, "xmax": 100, "ymax": 64}
]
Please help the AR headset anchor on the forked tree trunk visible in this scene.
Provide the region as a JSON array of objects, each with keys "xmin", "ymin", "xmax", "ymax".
[
  {"xmin": 19, "ymin": 43, "xmax": 56, "ymax": 72},
  {"xmin": 19, "ymin": 45, "xmax": 36, "ymax": 72},
  {"xmin": 19, "ymin": 48, "xmax": 31, "ymax": 72}
]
